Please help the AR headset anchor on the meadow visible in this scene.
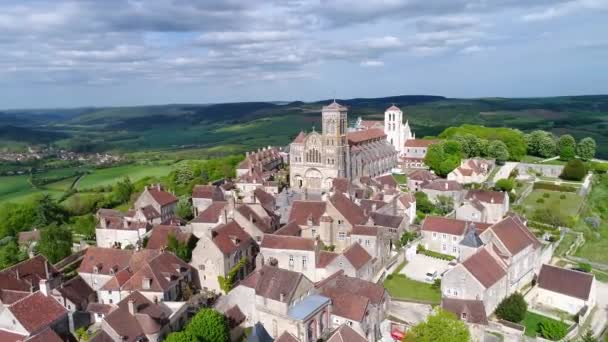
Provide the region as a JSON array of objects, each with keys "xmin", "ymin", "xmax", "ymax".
[{"xmin": 76, "ymin": 163, "xmax": 174, "ymax": 190}]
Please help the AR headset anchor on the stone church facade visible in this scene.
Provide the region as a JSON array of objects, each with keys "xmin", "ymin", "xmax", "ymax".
[{"xmin": 290, "ymin": 101, "xmax": 397, "ymax": 191}]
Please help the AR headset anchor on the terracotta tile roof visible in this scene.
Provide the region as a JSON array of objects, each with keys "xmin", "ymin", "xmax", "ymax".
[
  {"xmin": 90, "ymin": 331, "xmax": 113, "ymax": 342},
  {"xmin": 327, "ymin": 324, "xmax": 368, "ymax": 342},
  {"xmin": 0, "ymin": 272, "xmax": 35, "ymax": 293},
  {"xmin": 352, "ymin": 225, "xmax": 378, "ymax": 236},
  {"xmin": 79, "ymin": 247, "xmax": 133, "ymax": 275},
  {"xmin": 236, "ymin": 204, "xmax": 273, "ymax": 233},
  {"xmin": 422, "ymin": 216, "xmax": 469, "ymax": 236},
  {"xmin": 323, "ymin": 101, "xmax": 347, "ymax": 111},
  {"xmin": 192, "ymin": 185, "xmax": 225, "ymax": 200},
  {"xmin": 212, "ymin": 220, "xmax": 253, "ymax": 255},
  {"xmin": 292, "ymin": 131, "xmax": 307, "ymax": 144},
  {"xmin": 254, "ymin": 265, "xmax": 303, "ymax": 302},
  {"xmin": 387, "ymin": 105, "xmax": 401, "ymax": 112},
  {"xmin": 0, "ymin": 330, "xmax": 26, "ymax": 342},
  {"xmin": 489, "ymin": 216, "xmax": 540, "ymax": 255},
  {"xmin": 122, "ymin": 253, "xmax": 191, "ymax": 293},
  {"xmin": 374, "ymin": 174, "xmax": 398, "ymax": 188},
  {"xmin": 288, "ymin": 201, "xmax": 327, "ymax": 226},
  {"xmin": 26, "ymin": 328, "xmax": 64, "ymax": 342},
  {"xmin": 97, "ymin": 208, "xmax": 125, "ymax": 218},
  {"xmin": 370, "ymin": 212, "xmax": 403, "ymax": 228},
  {"xmin": 275, "ymin": 221, "xmax": 302, "ymax": 236},
  {"xmin": 332, "ymin": 177, "xmax": 350, "ymax": 193},
  {"xmin": 462, "ymin": 248, "xmax": 506, "ymax": 288},
  {"xmin": 1, "ymin": 255, "xmax": 58, "ymax": 289},
  {"xmin": 398, "ymin": 193, "xmax": 416, "ymax": 208},
  {"xmin": 54, "ymin": 275, "xmax": 94, "ymax": 307},
  {"xmin": 145, "ymin": 185, "xmax": 178, "ymax": 206},
  {"xmin": 254, "ymin": 187, "xmax": 276, "ymax": 212},
  {"xmin": 404, "ymin": 139, "xmax": 439, "ymax": 148},
  {"xmin": 347, "ymin": 128, "xmax": 386, "ymax": 145},
  {"xmin": 87, "ymin": 302, "xmax": 116, "ymax": 315},
  {"xmin": 343, "ymin": 243, "xmax": 372, "ymax": 270},
  {"xmin": 538, "ymin": 264, "xmax": 594, "ymax": 300},
  {"xmin": 441, "ymin": 298, "xmax": 488, "ymax": 325},
  {"xmin": 360, "ymin": 199, "xmax": 386, "ymax": 214},
  {"xmin": 0, "ymin": 289, "xmax": 30, "ymax": 304},
  {"xmin": 261, "ymin": 234, "xmax": 315, "ymax": 251},
  {"xmin": 225, "ymin": 305, "xmax": 246, "ymax": 328},
  {"xmin": 145, "ymin": 225, "xmax": 193, "ymax": 250},
  {"xmin": 239, "ymin": 269, "xmax": 261, "ymax": 288},
  {"xmin": 322, "ymin": 286, "xmax": 369, "ymax": 321},
  {"xmin": 466, "ymin": 190, "xmax": 505, "ymax": 204},
  {"xmin": 316, "ymin": 251, "xmax": 339, "ymax": 268},
  {"xmin": 139, "ymin": 205, "xmax": 161, "ymax": 219},
  {"xmin": 104, "ymin": 291, "xmax": 172, "ymax": 341},
  {"xmin": 9, "ymin": 291, "xmax": 67, "ymax": 334},
  {"xmin": 421, "ymin": 179, "xmax": 463, "ymax": 191},
  {"xmin": 329, "ymin": 192, "xmax": 366, "ymax": 226},
  {"xmin": 18, "ymin": 230, "xmax": 41, "ymax": 245},
  {"xmin": 276, "ymin": 331, "xmax": 300, "ymax": 342},
  {"xmin": 191, "ymin": 201, "xmax": 227, "ymax": 223}
]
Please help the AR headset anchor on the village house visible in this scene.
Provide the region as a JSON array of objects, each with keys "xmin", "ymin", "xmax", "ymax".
[
  {"xmin": 420, "ymin": 179, "xmax": 464, "ymax": 203},
  {"xmin": 191, "ymin": 184, "xmax": 225, "ymax": 216},
  {"xmin": 234, "ymin": 203, "xmax": 279, "ymax": 242},
  {"xmin": 327, "ymin": 324, "xmax": 369, "ymax": 342},
  {"xmin": 402, "ymin": 139, "xmax": 439, "ymax": 169},
  {"xmin": 90, "ymin": 291, "xmax": 189, "ymax": 342},
  {"xmin": 407, "ymin": 169, "xmax": 439, "ymax": 192},
  {"xmin": 134, "ymin": 184, "xmax": 179, "ymax": 223},
  {"xmin": 190, "ymin": 220, "xmax": 256, "ymax": 293},
  {"xmin": 529, "ymin": 264, "xmax": 596, "ymax": 315},
  {"xmin": 144, "ymin": 225, "xmax": 195, "ymax": 251},
  {"xmin": 447, "ymin": 158, "xmax": 495, "ymax": 184},
  {"xmin": 235, "ymin": 146, "xmax": 284, "ymax": 200},
  {"xmin": 420, "ymin": 216, "xmax": 490, "ymax": 258},
  {"xmin": 189, "ymin": 201, "xmax": 230, "ymax": 238},
  {"xmin": 456, "ymin": 190, "xmax": 509, "ymax": 224},
  {"xmin": 50, "ymin": 275, "xmax": 96, "ymax": 314}
]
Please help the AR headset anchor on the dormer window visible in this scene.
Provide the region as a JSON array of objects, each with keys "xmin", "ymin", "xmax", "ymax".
[
  {"xmin": 461, "ymin": 312, "xmax": 467, "ymax": 320},
  {"xmin": 142, "ymin": 277, "xmax": 152, "ymax": 290},
  {"xmin": 93, "ymin": 266, "xmax": 99, "ymax": 274}
]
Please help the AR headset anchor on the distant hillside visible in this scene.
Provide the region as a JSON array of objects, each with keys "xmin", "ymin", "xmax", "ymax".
[{"xmin": 3, "ymin": 94, "xmax": 608, "ymax": 158}]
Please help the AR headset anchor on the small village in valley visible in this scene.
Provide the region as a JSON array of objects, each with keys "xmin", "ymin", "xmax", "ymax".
[{"xmin": 1, "ymin": 101, "xmax": 606, "ymax": 342}]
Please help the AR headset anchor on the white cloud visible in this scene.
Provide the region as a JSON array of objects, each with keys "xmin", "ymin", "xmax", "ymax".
[
  {"xmin": 522, "ymin": 0, "xmax": 608, "ymax": 21},
  {"xmin": 360, "ymin": 60, "xmax": 384, "ymax": 67}
]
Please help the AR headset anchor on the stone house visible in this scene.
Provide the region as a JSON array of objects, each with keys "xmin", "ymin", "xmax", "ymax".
[
  {"xmin": 420, "ymin": 216, "xmax": 489, "ymax": 258},
  {"xmin": 95, "ymin": 209, "xmax": 150, "ymax": 249},
  {"xmin": 259, "ymin": 234, "xmax": 319, "ymax": 281},
  {"xmin": 402, "ymin": 139, "xmax": 439, "ymax": 169},
  {"xmin": 407, "ymin": 169, "xmax": 439, "ymax": 192},
  {"xmin": 144, "ymin": 225, "xmax": 195, "ymax": 251},
  {"xmin": 447, "ymin": 158, "xmax": 495, "ymax": 184},
  {"xmin": 457, "ymin": 190, "xmax": 509, "ymax": 224},
  {"xmin": 50, "ymin": 275, "xmax": 96, "ymax": 313},
  {"xmin": 529, "ymin": 264, "xmax": 596, "ymax": 315},
  {"xmin": 234, "ymin": 203, "xmax": 279, "ymax": 243},
  {"xmin": 191, "ymin": 184, "xmax": 225, "ymax": 216},
  {"xmin": 189, "ymin": 201, "xmax": 230, "ymax": 238},
  {"xmin": 420, "ymin": 179, "xmax": 464, "ymax": 203},
  {"xmin": 134, "ymin": 184, "xmax": 178, "ymax": 223},
  {"xmin": 190, "ymin": 220, "xmax": 256, "ymax": 293}
]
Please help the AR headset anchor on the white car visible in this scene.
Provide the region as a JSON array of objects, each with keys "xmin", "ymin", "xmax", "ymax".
[{"xmin": 425, "ymin": 270, "xmax": 438, "ymax": 282}]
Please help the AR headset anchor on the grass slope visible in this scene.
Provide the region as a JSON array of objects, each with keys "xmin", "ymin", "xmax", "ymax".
[{"xmin": 76, "ymin": 163, "xmax": 174, "ymax": 190}]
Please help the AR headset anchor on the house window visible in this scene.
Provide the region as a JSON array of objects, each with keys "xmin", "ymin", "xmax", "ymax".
[
  {"xmin": 453, "ymin": 247, "xmax": 457, "ymax": 253},
  {"xmin": 365, "ymin": 240, "xmax": 370, "ymax": 246},
  {"xmin": 109, "ymin": 299, "xmax": 113, "ymax": 304},
  {"xmin": 311, "ymin": 229, "xmax": 316, "ymax": 236},
  {"xmin": 442, "ymin": 243, "xmax": 447, "ymax": 251},
  {"xmin": 452, "ymin": 236, "xmax": 457, "ymax": 242},
  {"xmin": 432, "ymin": 232, "xmax": 437, "ymax": 239},
  {"xmin": 337, "ymin": 220, "xmax": 344, "ymax": 225},
  {"xmin": 302, "ymin": 256, "xmax": 308, "ymax": 270},
  {"xmin": 199, "ymin": 264, "xmax": 205, "ymax": 271},
  {"xmin": 289, "ymin": 255, "xmax": 294, "ymax": 269},
  {"xmin": 461, "ymin": 312, "xmax": 467, "ymax": 320},
  {"xmin": 442, "ymin": 234, "xmax": 446, "ymax": 240},
  {"xmin": 338, "ymin": 232, "xmax": 346, "ymax": 240}
]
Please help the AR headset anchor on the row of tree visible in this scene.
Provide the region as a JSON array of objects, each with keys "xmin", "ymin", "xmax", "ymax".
[{"xmin": 526, "ymin": 130, "xmax": 597, "ymax": 161}]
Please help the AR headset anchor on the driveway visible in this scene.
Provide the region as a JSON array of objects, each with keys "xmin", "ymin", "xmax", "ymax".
[
  {"xmin": 400, "ymin": 254, "xmax": 452, "ymax": 283},
  {"xmin": 388, "ymin": 301, "xmax": 433, "ymax": 325},
  {"xmin": 492, "ymin": 162, "xmax": 518, "ymax": 182}
]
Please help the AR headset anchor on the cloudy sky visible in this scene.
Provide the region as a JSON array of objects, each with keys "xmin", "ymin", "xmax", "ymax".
[{"xmin": 1, "ymin": 0, "xmax": 607, "ymax": 109}]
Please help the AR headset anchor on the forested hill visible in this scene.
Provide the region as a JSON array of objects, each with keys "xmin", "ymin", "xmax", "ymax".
[{"xmin": 1, "ymin": 94, "xmax": 607, "ymax": 158}]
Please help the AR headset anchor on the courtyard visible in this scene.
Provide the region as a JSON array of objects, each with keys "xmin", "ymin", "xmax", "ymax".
[
  {"xmin": 400, "ymin": 254, "xmax": 452, "ymax": 283},
  {"xmin": 383, "ymin": 261, "xmax": 442, "ymax": 304}
]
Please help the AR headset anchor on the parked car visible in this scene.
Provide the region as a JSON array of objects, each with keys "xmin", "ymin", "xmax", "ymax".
[{"xmin": 425, "ymin": 270, "xmax": 438, "ymax": 282}]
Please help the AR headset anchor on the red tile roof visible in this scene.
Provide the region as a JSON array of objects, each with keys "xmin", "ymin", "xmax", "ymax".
[
  {"xmin": 404, "ymin": 139, "xmax": 440, "ymax": 148},
  {"xmin": 261, "ymin": 234, "xmax": 315, "ymax": 251},
  {"xmin": 329, "ymin": 192, "xmax": 366, "ymax": 226},
  {"xmin": 0, "ymin": 330, "xmax": 26, "ymax": 342},
  {"xmin": 54, "ymin": 275, "xmax": 94, "ymax": 308},
  {"xmin": 343, "ymin": 243, "xmax": 372, "ymax": 270},
  {"xmin": 1, "ymin": 255, "xmax": 58, "ymax": 290},
  {"xmin": 236, "ymin": 204, "xmax": 273, "ymax": 233},
  {"xmin": 399, "ymin": 193, "xmax": 416, "ymax": 208},
  {"xmin": 192, "ymin": 185, "xmax": 225, "ymax": 200},
  {"xmin": 276, "ymin": 331, "xmax": 300, "ymax": 342},
  {"xmin": 288, "ymin": 201, "xmax": 327, "ymax": 226},
  {"xmin": 489, "ymin": 216, "xmax": 540, "ymax": 255},
  {"xmin": 17, "ymin": 230, "xmax": 41, "ymax": 245},
  {"xmin": 359, "ymin": 199, "xmax": 386, "ymax": 214},
  {"xmin": 466, "ymin": 190, "xmax": 506, "ymax": 204},
  {"xmin": 292, "ymin": 131, "xmax": 307, "ymax": 144},
  {"xmin": 212, "ymin": 221, "xmax": 253, "ymax": 255},
  {"xmin": 358, "ymin": 120, "xmax": 383, "ymax": 130},
  {"xmin": 191, "ymin": 201, "xmax": 227, "ymax": 223},
  {"xmin": 26, "ymin": 328, "xmax": 64, "ymax": 342},
  {"xmin": 538, "ymin": 264, "xmax": 594, "ymax": 300},
  {"xmin": 145, "ymin": 185, "xmax": 178, "ymax": 206},
  {"xmin": 422, "ymin": 216, "xmax": 469, "ymax": 236},
  {"xmin": 352, "ymin": 225, "xmax": 378, "ymax": 236},
  {"xmin": 347, "ymin": 128, "xmax": 386, "ymax": 145},
  {"xmin": 375, "ymin": 174, "xmax": 398, "ymax": 188},
  {"xmin": 322, "ymin": 286, "xmax": 369, "ymax": 321},
  {"xmin": 331, "ymin": 177, "xmax": 350, "ymax": 194},
  {"xmin": 145, "ymin": 225, "xmax": 193, "ymax": 250},
  {"xmin": 254, "ymin": 265, "xmax": 303, "ymax": 302},
  {"xmin": 327, "ymin": 324, "xmax": 368, "ymax": 342},
  {"xmin": 421, "ymin": 179, "xmax": 463, "ymax": 191},
  {"xmin": 9, "ymin": 291, "xmax": 67, "ymax": 334},
  {"xmin": 79, "ymin": 247, "xmax": 133, "ymax": 275},
  {"xmin": 274, "ymin": 221, "xmax": 302, "ymax": 236},
  {"xmin": 462, "ymin": 248, "xmax": 506, "ymax": 288},
  {"xmin": 316, "ymin": 251, "xmax": 339, "ymax": 268},
  {"xmin": 103, "ymin": 291, "xmax": 171, "ymax": 341},
  {"xmin": 441, "ymin": 298, "xmax": 488, "ymax": 325}
]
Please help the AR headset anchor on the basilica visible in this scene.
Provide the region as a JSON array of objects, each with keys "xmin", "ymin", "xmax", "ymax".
[{"xmin": 289, "ymin": 101, "xmax": 399, "ymax": 191}]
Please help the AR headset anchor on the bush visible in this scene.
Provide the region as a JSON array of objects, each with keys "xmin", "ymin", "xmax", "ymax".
[
  {"xmin": 495, "ymin": 178, "xmax": 515, "ymax": 192},
  {"xmin": 495, "ymin": 293, "xmax": 527, "ymax": 323},
  {"xmin": 578, "ymin": 263, "xmax": 592, "ymax": 273},
  {"xmin": 418, "ymin": 248, "xmax": 456, "ymax": 261},
  {"xmin": 560, "ymin": 159, "xmax": 588, "ymax": 181},
  {"xmin": 431, "ymin": 279, "xmax": 441, "ymax": 290},
  {"xmin": 585, "ymin": 216, "xmax": 601, "ymax": 229},
  {"xmin": 543, "ymin": 193, "xmax": 550, "ymax": 198},
  {"xmin": 536, "ymin": 198, "xmax": 545, "ymax": 204},
  {"xmin": 538, "ymin": 320, "xmax": 567, "ymax": 340},
  {"xmin": 533, "ymin": 182, "xmax": 577, "ymax": 192},
  {"xmin": 560, "ymin": 194, "xmax": 566, "ymax": 199}
]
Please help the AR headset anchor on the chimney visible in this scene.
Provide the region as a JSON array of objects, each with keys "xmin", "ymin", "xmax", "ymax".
[
  {"xmin": 491, "ymin": 197, "xmax": 495, "ymax": 204},
  {"xmin": 15, "ymin": 269, "xmax": 19, "ymax": 280},
  {"xmin": 279, "ymin": 292, "xmax": 285, "ymax": 302},
  {"xmin": 128, "ymin": 299, "xmax": 136, "ymax": 315},
  {"xmin": 371, "ymin": 203, "xmax": 377, "ymax": 212},
  {"xmin": 39, "ymin": 279, "xmax": 50, "ymax": 297},
  {"xmin": 444, "ymin": 182, "xmax": 449, "ymax": 190},
  {"xmin": 44, "ymin": 260, "xmax": 49, "ymax": 279}
]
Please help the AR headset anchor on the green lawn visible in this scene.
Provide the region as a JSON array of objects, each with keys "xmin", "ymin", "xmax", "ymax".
[
  {"xmin": 383, "ymin": 263, "xmax": 441, "ymax": 304},
  {"xmin": 521, "ymin": 311, "xmax": 570, "ymax": 339},
  {"xmin": 517, "ymin": 190, "xmax": 582, "ymax": 225},
  {"xmin": 77, "ymin": 163, "xmax": 174, "ymax": 190},
  {"xmin": 554, "ymin": 232, "xmax": 578, "ymax": 257},
  {"xmin": 521, "ymin": 155, "xmax": 544, "ymax": 163},
  {"xmin": 392, "ymin": 173, "xmax": 408, "ymax": 185},
  {"xmin": 572, "ymin": 174, "xmax": 608, "ymax": 264}
]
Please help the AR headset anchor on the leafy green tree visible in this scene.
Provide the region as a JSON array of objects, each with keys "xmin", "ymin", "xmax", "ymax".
[
  {"xmin": 526, "ymin": 130, "xmax": 556, "ymax": 158},
  {"xmin": 113, "ymin": 177, "xmax": 134, "ymax": 204},
  {"xmin": 424, "ymin": 144, "xmax": 445, "ymax": 174},
  {"xmin": 487, "ymin": 140, "xmax": 510, "ymax": 164},
  {"xmin": 176, "ymin": 197, "xmax": 194, "ymax": 221},
  {"xmin": 560, "ymin": 159, "xmax": 588, "ymax": 181},
  {"xmin": 0, "ymin": 201, "xmax": 37, "ymax": 238},
  {"xmin": 538, "ymin": 320, "xmax": 567, "ymax": 340},
  {"xmin": 577, "ymin": 137, "xmax": 597, "ymax": 161},
  {"xmin": 442, "ymin": 140, "xmax": 463, "ymax": 156},
  {"xmin": 0, "ymin": 240, "xmax": 27, "ymax": 269},
  {"xmin": 437, "ymin": 155, "xmax": 460, "ymax": 177},
  {"xmin": 434, "ymin": 195, "xmax": 454, "ymax": 215},
  {"xmin": 495, "ymin": 292, "xmax": 527, "ymax": 323},
  {"xmin": 71, "ymin": 214, "xmax": 96, "ymax": 240},
  {"xmin": 558, "ymin": 134, "xmax": 577, "ymax": 161},
  {"xmin": 187, "ymin": 308, "xmax": 230, "ymax": 342},
  {"xmin": 494, "ymin": 178, "xmax": 515, "ymax": 192},
  {"xmin": 403, "ymin": 308, "xmax": 470, "ymax": 342},
  {"xmin": 167, "ymin": 234, "xmax": 196, "ymax": 263},
  {"xmin": 440, "ymin": 124, "xmax": 527, "ymax": 161},
  {"xmin": 75, "ymin": 327, "xmax": 90, "ymax": 342},
  {"xmin": 37, "ymin": 224, "xmax": 73, "ymax": 264},
  {"xmin": 165, "ymin": 331, "xmax": 196, "ymax": 342},
  {"xmin": 424, "ymin": 142, "xmax": 461, "ymax": 177},
  {"xmin": 414, "ymin": 192, "xmax": 434, "ymax": 214},
  {"xmin": 455, "ymin": 134, "xmax": 482, "ymax": 158},
  {"xmin": 33, "ymin": 194, "xmax": 67, "ymax": 228}
]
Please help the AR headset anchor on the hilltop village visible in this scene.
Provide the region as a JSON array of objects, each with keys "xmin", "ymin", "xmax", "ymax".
[{"xmin": 0, "ymin": 101, "xmax": 605, "ymax": 342}]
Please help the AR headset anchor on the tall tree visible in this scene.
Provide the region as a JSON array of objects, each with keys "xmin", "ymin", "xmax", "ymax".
[
  {"xmin": 526, "ymin": 130, "xmax": 556, "ymax": 158},
  {"xmin": 33, "ymin": 194, "xmax": 67, "ymax": 228},
  {"xmin": 403, "ymin": 309, "xmax": 470, "ymax": 342},
  {"xmin": 37, "ymin": 224, "xmax": 73, "ymax": 264},
  {"xmin": 487, "ymin": 140, "xmax": 510, "ymax": 164},
  {"xmin": 577, "ymin": 137, "xmax": 597, "ymax": 161},
  {"xmin": 557, "ymin": 134, "xmax": 577, "ymax": 161},
  {"xmin": 0, "ymin": 240, "xmax": 27, "ymax": 270},
  {"xmin": 187, "ymin": 308, "xmax": 230, "ymax": 342},
  {"xmin": 113, "ymin": 177, "xmax": 134, "ymax": 204}
]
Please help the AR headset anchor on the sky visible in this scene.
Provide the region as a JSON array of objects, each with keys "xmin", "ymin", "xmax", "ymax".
[{"xmin": 0, "ymin": 0, "xmax": 607, "ymax": 109}]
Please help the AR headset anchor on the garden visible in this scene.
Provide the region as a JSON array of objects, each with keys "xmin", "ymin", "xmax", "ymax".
[{"xmin": 383, "ymin": 262, "xmax": 442, "ymax": 304}]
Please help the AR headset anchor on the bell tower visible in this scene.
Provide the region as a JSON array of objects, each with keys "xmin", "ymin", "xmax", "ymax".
[
  {"xmin": 384, "ymin": 105, "xmax": 403, "ymax": 154},
  {"xmin": 322, "ymin": 100, "xmax": 349, "ymax": 178}
]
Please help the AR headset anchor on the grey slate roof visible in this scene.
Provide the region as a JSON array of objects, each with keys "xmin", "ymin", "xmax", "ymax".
[
  {"xmin": 460, "ymin": 227, "xmax": 483, "ymax": 248},
  {"xmin": 248, "ymin": 322, "xmax": 274, "ymax": 342}
]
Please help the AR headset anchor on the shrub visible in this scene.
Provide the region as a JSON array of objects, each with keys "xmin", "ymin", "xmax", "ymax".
[
  {"xmin": 538, "ymin": 320, "xmax": 567, "ymax": 340},
  {"xmin": 560, "ymin": 159, "xmax": 588, "ymax": 181},
  {"xmin": 578, "ymin": 263, "xmax": 592, "ymax": 273},
  {"xmin": 543, "ymin": 193, "xmax": 550, "ymax": 198},
  {"xmin": 585, "ymin": 216, "xmax": 601, "ymax": 229},
  {"xmin": 495, "ymin": 178, "xmax": 515, "ymax": 192},
  {"xmin": 533, "ymin": 182, "xmax": 577, "ymax": 192},
  {"xmin": 431, "ymin": 279, "xmax": 441, "ymax": 290},
  {"xmin": 536, "ymin": 198, "xmax": 545, "ymax": 204},
  {"xmin": 560, "ymin": 194, "xmax": 566, "ymax": 199},
  {"xmin": 495, "ymin": 293, "xmax": 527, "ymax": 323}
]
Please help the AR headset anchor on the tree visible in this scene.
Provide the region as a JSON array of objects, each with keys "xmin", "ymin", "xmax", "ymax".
[
  {"xmin": 424, "ymin": 142, "xmax": 461, "ymax": 177},
  {"xmin": 526, "ymin": 130, "xmax": 556, "ymax": 158},
  {"xmin": 165, "ymin": 331, "xmax": 196, "ymax": 342},
  {"xmin": 434, "ymin": 195, "xmax": 454, "ymax": 215},
  {"xmin": 75, "ymin": 327, "xmax": 90, "ymax": 342},
  {"xmin": 403, "ymin": 308, "xmax": 470, "ymax": 342},
  {"xmin": 0, "ymin": 201, "xmax": 37, "ymax": 238},
  {"xmin": 167, "ymin": 234, "xmax": 196, "ymax": 263},
  {"xmin": 494, "ymin": 178, "xmax": 515, "ymax": 192},
  {"xmin": 580, "ymin": 329, "xmax": 597, "ymax": 342},
  {"xmin": 37, "ymin": 224, "xmax": 73, "ymax": 264},
  {"xmin": 176, "ymin": 197, "xmax": 194, "ymax": 221},
  {"xmin": 187, "ymin": 308, "xmax": 230, "ymax": 342},
  {"xmin": 557, "ymin": 134, "xmax": 577, "ymax": 161},
  {"xmin": 495, "ymin": 292, "xmax": 527, "ymax": 323},
  {"xmin": 487, "ymin": 140, "xmax": 510, "ymax": 164},
  {"xmin": 577, "ymin": 137, "xmax": 597, "ymax": 161},
  {"xmin": 442, "ymin": 140, "xmax": 462, "ymax": 156},
  {"xmin": 113, "ymin": 177, "xmax": 134, "ymax": 204},
  {"xmin": 455, "ymin": 134, "xmax": 482, "ymax": 158},
  {"xmin": 33, "ymin": 194, "xmax": 67, "ymax": 228},
  {"xmin": 424, "ymin": 144, "xmax": 445, "ymax": 174},
  {"xmin": 414, "ymin": 192, "xmax": 434, "ymax": 214},
  {"xmin": 0, "ymin": 240, "xmax": 27, "ymax": 269},
  {"xmin": 560, "ymin": 159, "xmax": 588, "ymax": 181},
  {"xmin": 71, "ymin": 214, "xmax": 96, "ymax": 240},
  {"xmin": 538, "ymin": 320, "xmax": 567, "ymax": 340}
]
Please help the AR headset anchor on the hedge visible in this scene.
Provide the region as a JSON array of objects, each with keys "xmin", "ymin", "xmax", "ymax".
[
  {"xmin": 533, "ymin": 182, "xmax": 577, "ymax": 193},
  {"xmin": 418, "ymin": 249, "xmax": 456, "ymax": 261}
]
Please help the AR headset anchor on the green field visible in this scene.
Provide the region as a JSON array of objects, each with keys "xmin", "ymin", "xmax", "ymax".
[
  {"xmin": 383, "ymin": 263, "xmax": 441, "ymax": 304},
  {"xmin": 76, "ymin": 163, "xmax": 174, "ymax": 190},
  {"xmin": 521, "ymin": 311, "xmax": 570, "ymax": 339},
  {"xmin": 517, "ymin": 190, "xmax": 582, "ymax": 225}
]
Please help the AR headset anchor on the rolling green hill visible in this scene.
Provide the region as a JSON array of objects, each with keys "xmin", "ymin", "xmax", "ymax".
[{"xmin": 3, "ymin": 94, "xmax": 608, "ymax": 158}]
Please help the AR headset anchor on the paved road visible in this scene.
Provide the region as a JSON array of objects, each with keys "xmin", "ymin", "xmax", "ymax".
[{"xmin": 492, "ymin": 162, "xmax": 518, "ymax": 182}]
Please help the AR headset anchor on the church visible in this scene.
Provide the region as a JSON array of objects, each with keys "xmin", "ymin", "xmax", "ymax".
[
  {"xmin": 355, "ymin": 104, "xmax": 415, "ymax": 155},
  {"xmin": 289, "ymin": 101, "xmax": 398, "ymax": 191}
]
